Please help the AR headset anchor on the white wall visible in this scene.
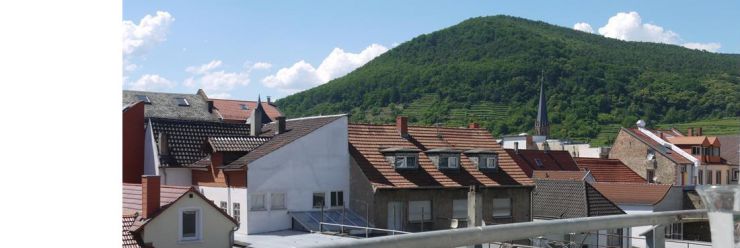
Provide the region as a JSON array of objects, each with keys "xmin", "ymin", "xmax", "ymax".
[
  {"xmin": 621, "ymin": 204, "xmax": 654, "ymax": 248},
  {"xmin": 163, "ymin": 168, "xmax": 193, "ymax": 186},
  {"xmin": 501, "ymin": 136, "xmax": 528, "ymax": 150},
  {"xmin": 247, "ymin": 116, "xmax": 350, "ymax": 234},
  {"xmin": 200, "ymin": 186, "xmax": 248, "ymax": 239},
  {"xmin": 141, "ymin": 190, "xmax": 237, "ymax": 248}
]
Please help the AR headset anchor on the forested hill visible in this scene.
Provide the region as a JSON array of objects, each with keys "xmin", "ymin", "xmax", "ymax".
[{"xmin": 275, "ymin": 15, "xmax": 740, "ymax": 143}]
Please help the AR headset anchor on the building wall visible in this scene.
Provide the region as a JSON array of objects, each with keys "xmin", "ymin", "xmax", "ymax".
[
  {"xmin": 609, "ymin": 130, "xmax": 681, "ymax": 185},
  {"xmin": 349, "ymin": 153, "xmax": 377, "ymax": 225},
  {"xmin": 191, "ymin": 153, "xmax": 248, "ymax": 188},
  {"xmin": 246, "ymin": 117, "xmax": 350, "ymax": 234},
  {"xmin": 654, "ymin": 187, "xmax": 684, "ymax": 212},
  {"xmin": 162, "ymin": 168, "xmax": 193, "ymax": 186},
  {"xmin": 621, "ymin": 205, "xmax": 655, "ymax": 248},
  {"xmin": 699, "ymin": 164, "xmax": 733, "ymax": 185},
  {"xmin": 200, "ymin": 186, "xmax": 248, "ymax": 239},
  {"xmin": 123, "ymin": 102, "xmax": 145, "ymax": 183},
  {"xmin": 141, "ymin": 191, "xmax": 237, "ymax": 248},
  {"xmin": 371, "ymin": 186, "xmax": 532, "ymax": 232}
]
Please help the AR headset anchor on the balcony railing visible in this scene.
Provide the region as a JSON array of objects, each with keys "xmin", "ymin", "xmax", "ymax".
[{"xmin": 306, "ymin": 210, "xmax": 707, "ymax": 248}]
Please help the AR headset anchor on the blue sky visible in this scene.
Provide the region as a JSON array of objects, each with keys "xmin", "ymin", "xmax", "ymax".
[{"xmin": 123, "ymin": 0, "xmax": 740, "ymax": 101}]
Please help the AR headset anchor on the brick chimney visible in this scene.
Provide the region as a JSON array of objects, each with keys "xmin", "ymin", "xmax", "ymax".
[
  {"xmin": 396, "ymin": 116, "xmax": 408, "ymax": 138},
  {"xmin": 275, "ymin": 116, "xmax": 286, "ymax": 135},
  {"xmin": 696, "ymin": 127, "xmax": 703, "ymax": 136},
  {"xmin": 687, "ymin": 128, "xmax": 694, "ymax": 136},
  {"xmin": 468, "ymin": 122, "xmax": 480, "ymax": 129},
  {"xmin": 142, "ymin": 175, "xmax": 160, "ymax": 219}
]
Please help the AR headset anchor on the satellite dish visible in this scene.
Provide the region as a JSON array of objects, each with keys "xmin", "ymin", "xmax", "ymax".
[{"xmin": 636, "ymin": 119, "xmax": 646, "ymax": 128}]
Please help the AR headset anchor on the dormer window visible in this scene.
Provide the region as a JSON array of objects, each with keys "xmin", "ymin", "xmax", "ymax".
[
  {"xmin": 395, "ymin": 154, "xmax": 418, "ymax": 169},
  {"xmin": 240, "ymin": 104, "xmax": 249, "ymax": 110},
  {"xmin": 437, "ymin": 154, "xmax": 460, "ymax": 169},
  {"xmin": 464, "ymin": 149, "xmax": 498, "ymax": 171},
  {"xmin": 380, "ymin": 147, "xmax": 421, "ymax": 170},
  {"xmin": 135, "ymin": 95, "xmax": 151, "ymax": 104}
]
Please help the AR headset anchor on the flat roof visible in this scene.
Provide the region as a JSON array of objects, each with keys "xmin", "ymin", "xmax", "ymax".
[{"xmin": 236, "ymin": 230, "xmax": 357, "ymax": 248}]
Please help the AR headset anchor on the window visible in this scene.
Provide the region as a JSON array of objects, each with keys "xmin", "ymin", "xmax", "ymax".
[
  {"xmin": 702, "ymin": 147, "xmax": 710, "ymax": 156},
  {"xmin": 394, "ymin": 154, "xmax": 418, "ymax": 169},
  {"xmin": 179, "ymin": 209, "xmax": 201, "ymax": 241},
  {"xmin": 271, "ymin": 193, "xmax": 286, "ymax": 210},
  {"xmin": 452, "ymin": 199, "xmax": 468, "ymax": 219},
  {"xmin": 438, "ymin": 154, "xmax": 459, "ymax": 169},
  {"xmin": 232, "ymin": 203, "xmax": 241, "ymax": 223},
  {"xmin": 707, "ymin": 170, "xmax": 713, "ymax": 185},
  {"xmin": 716, "ymin": 171, "xmax": 722, "ymax": 184},
  {"xmin": 692, "ymin": 146, "xmax": 701, "ymax": 155},
  {"xmin": 733, "ymin": 169, "xmax": 739, "ymax": 181},
  {"xmin": 647, "ymin": 169, "xmax": 655, "ymax": 183},
  {"xmin": 240, "ymin": 104, "xmax": 249, "ymax": 110},
  {"xmin": 493, "ymin": 198, "xmax": 512, "ymax": 218},
  {"xmin": 175, "ymin": 97, "xmax": 190, "ymax": 106},
  {"xmin": 135, "ymin": 95, "xmax": 151, "ymax": 104},
  {"xmin": 698, "ymin": 170, "xmax": 703, "ymax": 185},
  {"xmin": 646, "ymin": 149, "xmax": 655, "ymax": 160},
  {"xmin": 479, "ymin": 154, "xmax": 499, "ymax": 169},
  {"xmin": 250, "ymin": 193, "xmax": 265, "ymax": 210},
  {"xmin": 313, "ymin": 192, "xmax": 325, "ymax": 208},
  {"xmin": 534, "ymin": 159, "xmax": 543, "ymax": 168},
  {"xmin": 219, "ymin": 201, "xmax": 228, "ymax": 212},
  {"xmin": 713, "ymin": 147, "xmax": 721, "ymax": 156},
  {"xmin": 665, "ymin": 223, "xmax": 683, "ymax": 239},
  {"xmin": 408, "ymin": 200, "xmax": 432, "ymax": 222},
  {"xmin": 330, "ymin": 191, "xmax": 344, "ymax": 207}
]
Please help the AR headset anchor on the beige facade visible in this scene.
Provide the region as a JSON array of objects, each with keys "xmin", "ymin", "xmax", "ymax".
[
  {"xmin": 609, "ymin": 130, "xmax": 690, "ymax": 185},
  {"xmin": 140, "ymin": 191, "xmax": 237, "ymax": 248},
  {"xmin": 349, "ymin": 157, "xmax": 532, "ymax": 232}
]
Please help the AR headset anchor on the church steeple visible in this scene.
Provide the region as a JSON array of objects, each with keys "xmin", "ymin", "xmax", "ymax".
[{"xmin": 534, "ymin": 74, "xmax": 549, "ymax": 137}]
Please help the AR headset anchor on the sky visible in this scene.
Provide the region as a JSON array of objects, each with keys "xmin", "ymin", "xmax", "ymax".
[{"xmin": 123, "ymin": 0, "xmax": 740, "ymax": 101}]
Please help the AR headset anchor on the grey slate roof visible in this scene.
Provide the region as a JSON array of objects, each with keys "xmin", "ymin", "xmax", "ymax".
[
  {"xmin": 533, "ymin": 179, "xmax": 624, "ymax": 219},
  {"xmin": 123, "ymin": 90, "xmax": 220, "ymax": 121},
  {"xmin": 207, "ymin": 136, "xmax": 271, "ymax": 152},
  {"xmin": 221, "ymin": 115, "xmax": 345, "ymax": 169},
  {"xmin": 149, "ymin": 118, "xmax": 250, "ymax": 167}
]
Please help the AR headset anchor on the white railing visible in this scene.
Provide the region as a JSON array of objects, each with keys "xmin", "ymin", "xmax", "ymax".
[
  {"xmin": 305, "ymin": 210, "xmax": 707, "ymax": 248},
  {"xmin": 318, "ymin": 222, "xmax": 412, "ymax": 237}
]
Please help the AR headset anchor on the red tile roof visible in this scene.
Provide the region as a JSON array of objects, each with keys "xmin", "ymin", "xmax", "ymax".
[
  {"xmin": 212, "ymin": 99, "xmax": 282, "ymax": 122},
  {"xmin": 666, "ymin": 136, "xmax": 710, "ymax": 146},
  {"xmin": 122, "ymin": 183, "xmax": 191, "ymax": 212},
  {"xmin": 623, "ymin": 128, "xmax": 692, "ymax": 164},
  {"xmin": 348, "ymin": 124, "xmax": 532, "ymax": 189},
  {"xmin": 590, "ymin": 182, "xmax": 673, "ymax": 205},
  {"xmin": 575, "ymin": 158, "xmax": 647, "ymax": 183},
  {"xmin": 504, "ymin": 149, "xmax": 580, "ymax": 177},
  {"xmin": 532, "ymin": 170, "xmax": 589, "ymax": 181}
]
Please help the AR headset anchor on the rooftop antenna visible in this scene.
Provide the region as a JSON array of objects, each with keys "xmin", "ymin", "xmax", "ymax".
[{"xmin": 435, "ymin": 122, "xmax": 443, "ymax": 139}]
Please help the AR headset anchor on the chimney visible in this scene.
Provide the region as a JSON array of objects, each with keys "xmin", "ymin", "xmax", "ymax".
[
  {"xmin": 687, "ymin": 128, "xmax": 694, "ymax": 136},
  {"xmin": 207, "ymin": 100, "xmax": 214, "ymax": 113},
  {"xmin": 396, "ymin": 116, "xmax": 408, "ymax": 138},
  {"xmin": 468, "ymin": 122, "xmax": 480, "ymax": 129},
  {"xmin": 158, "ymin": 133, "xmax": 169, "ymax": 155},
  {"xmin": 142, "ymin": 175, "xmax": 161, "ymax": 219},
  {"xmin": 543, "ymin": 141, "xmax": 550, "ymax": 153},
  {"xmin": 514, "ymin": 142, "xmax": 519, "ymax": 154},
  {"xmin": 249, "ymin": 96, "xmax": 264, "ymax": 136},
  {"xmin": 696, "ymin": 127, "xmax": 703, "ymax": 136},
  {"xmin": 275, "ymin": 116, "xmax": 286, "ymax": 135},
  {"xmin": 266, "ymin": 96, "xmax": 271, "ymax": 105},
  {"xmin": 467, "ymin": 185, "xmax": 483, "ymax": 228}
]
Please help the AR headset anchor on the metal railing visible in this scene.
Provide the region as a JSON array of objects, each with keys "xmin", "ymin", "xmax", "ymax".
[
  {"xmin": 305, "ymin": 209, "xmax": 707, "ymax": 248},
  {"xmin": 318, "ymin": 222, "xmax": 412, "ymax": 237}
]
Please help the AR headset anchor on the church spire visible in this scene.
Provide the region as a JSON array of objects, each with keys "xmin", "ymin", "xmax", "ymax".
[{"xmin": 534, "ymin": 72, "xmax": 549, "ymax": 137}]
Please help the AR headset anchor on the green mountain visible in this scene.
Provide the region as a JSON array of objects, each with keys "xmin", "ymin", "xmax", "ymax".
[{"xmin": 275, "ymin": 15, "xmax": 740, "ymax": 143}]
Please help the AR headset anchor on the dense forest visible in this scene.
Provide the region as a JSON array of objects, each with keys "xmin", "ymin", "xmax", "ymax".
[{"xmin": 276, "ymin": 16, "xmax": 740, "ymax": 143}]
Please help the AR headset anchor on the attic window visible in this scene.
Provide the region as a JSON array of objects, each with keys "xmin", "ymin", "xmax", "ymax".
[
  {"xmin": 240, "ymin": 104, "xmax": 249, "ymax": 110},
  {"xmin": 136, "ymin": 95, "xmax": 151, "ymax": 104},
  {"xmin": 175, "ymin": 97, "xmax": 190, "ymax": 107},
  {"xmin": 393, "ymin": 153, "xmax": 418, "ymax": 169},
  {"xmin": 436, "ymin": 154, "xmax": 460, "ymax": 170},
  {"xmin": 534, "ymin": 158, "xmax": 543, "ymax": 168},
  {"xmin": 478, "ymin": 154, "xmax": 499, "ymax": 170}
]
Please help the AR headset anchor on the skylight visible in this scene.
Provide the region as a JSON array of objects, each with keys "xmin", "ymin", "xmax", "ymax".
[
  {"xmin": 176, "ymin": 97, "xmax": 190, "ymax": 107},
  {"xmin": 136, "ymin": 95, "xmax": 151, "ymax": 104},
  {"xmin": 240, "ymin": 104, "xmax": 249, "ymax": 110}
]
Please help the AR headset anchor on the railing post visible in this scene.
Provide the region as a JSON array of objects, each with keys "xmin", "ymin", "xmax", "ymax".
[
  {"xmin": 366, "ymin": 202, "xmax": 370, "ymax": 238},
  {"xmin": 320, "ymin": 203, "xmax": 324, "ymax": 233},
  {"xmin": 652, "ymin": 224, "xmax": 666, "ymax": 248},
  {"xmin": 420, "ymin": 207, "xmax": 424, "ymax": 232},
  {"xmin": 341, "ymin": 207, "xmax": 345, "ymax": 234}
]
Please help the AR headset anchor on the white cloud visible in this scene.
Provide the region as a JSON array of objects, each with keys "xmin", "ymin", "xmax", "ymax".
[
  {"xmin": 682, "ymin": 42, "xmax": 721, "ymax": 52},
  {"xmin": 262, "ymin": 43, "xmax": 388, "ymax": 93},
  {"xmin": 184, "ymin": 60, "xmax": 251, "ymax": 92},
  {"xmin": 252, "ymin": 62, "xmax": 272, "ymax": 70},
  {"xmin": 591, "ymin": 11, "xmax": 720, "ymax": 52},
  {"xmin": 129, "ymin": 74, "xmax": 174, "ymax": 91},
  {"xmin": 122, "ymin": 11, "xmax": 175, "ymax": 56},
  {"xmin": 573, "ymin": 22, "xmax": 593, "ymax": 33}
]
